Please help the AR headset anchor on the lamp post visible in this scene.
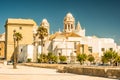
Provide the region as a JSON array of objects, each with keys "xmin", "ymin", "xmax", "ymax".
[{"xmin": 13, "ymin": 30, "xmax": 17, "ymax": 69}]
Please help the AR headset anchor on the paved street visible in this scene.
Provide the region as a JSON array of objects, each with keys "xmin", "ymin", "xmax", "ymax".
[{"xmin": 0, "ymin": 63, "xmax": 118, "ymax": 80}]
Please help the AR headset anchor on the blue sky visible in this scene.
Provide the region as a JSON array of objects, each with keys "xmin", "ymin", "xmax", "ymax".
[{"xmin": 0, "ymin": 0, "xmax": 120, "ymax": 45}]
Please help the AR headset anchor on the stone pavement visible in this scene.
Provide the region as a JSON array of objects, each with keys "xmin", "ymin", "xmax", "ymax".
[{"xmin": 0, "ymin": 63, "xmax": 118, "ymax": 80}]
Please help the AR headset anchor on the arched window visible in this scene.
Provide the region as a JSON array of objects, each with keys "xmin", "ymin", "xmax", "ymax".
[
  {"xmin": 65, "ymin": 24, "xmax": 67, "ymax": 29},
  {"xmin": 71, "ymin": 24, "xmax": 73, "ymax": 29},
  {"xmin": 68, "ymin": 24, "xmax": 70, "ymax": 30},
  {"xmin": 59, "ymin": 53, "xmax": 62, "ymax": 56}
]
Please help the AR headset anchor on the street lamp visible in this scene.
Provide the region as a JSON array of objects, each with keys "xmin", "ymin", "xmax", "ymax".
[{"xmin": 13, "ymin": 30, "xmax": 17, "ymax": 69}]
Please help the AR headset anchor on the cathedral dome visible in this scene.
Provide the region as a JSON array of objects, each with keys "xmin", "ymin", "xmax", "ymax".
[
  {"xmin": 64, "ymin": 13, "xmax": 75, "ymax": 21},
  {"xmin": 66, "ymin": 13, "xmax": 73, "ymax": 18}
]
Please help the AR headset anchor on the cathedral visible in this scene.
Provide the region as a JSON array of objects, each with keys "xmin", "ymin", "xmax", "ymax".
[
  {"xmin": 3, "ymin": 12, "xmax": 120, "ymax": 63},
  {"xmin": 33, "ymin": 13, "xmax": 118, "ymax": 63}
]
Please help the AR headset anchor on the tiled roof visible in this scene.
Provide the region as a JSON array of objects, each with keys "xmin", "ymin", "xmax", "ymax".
[{"xmin": 49, "ymin": 32, "xmax": 81, "ymax": 40}]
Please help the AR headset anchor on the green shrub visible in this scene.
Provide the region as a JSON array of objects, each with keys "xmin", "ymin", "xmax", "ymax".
[
  {"xmin": 88, "ymin": 54, "xmax": 95, "ymax": 63},
  {"xmin": 38, "ymin": 53, "xmax": 48, "ymax": 63},
  {"xmin": 47, "ymin": 52, "xmax": 58, "ymax": 63},
  {"xmin": 59, "ymin": 56, "xmax": 67, "ymax": 62},
  {"xmin": 77, "ymin": 53, "xmax": 87, "ymax": 65},
  {"xmin": 27, "ymin": 58, "xmax": 32, "ymax": 63}
]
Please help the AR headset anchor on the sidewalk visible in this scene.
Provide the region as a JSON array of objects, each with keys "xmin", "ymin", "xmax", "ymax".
[{"xmin": 0, "ymin": 63, "xmax": 118, "ymax": 80}]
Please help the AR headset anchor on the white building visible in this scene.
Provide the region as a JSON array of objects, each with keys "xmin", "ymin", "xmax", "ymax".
[
  {"xmin": 48, "ymin": 13, "xmax": 118, "ymax": 62},
  {"xmin": 18, "ymin": 45, "xmax": 42, "ymax": 62}
]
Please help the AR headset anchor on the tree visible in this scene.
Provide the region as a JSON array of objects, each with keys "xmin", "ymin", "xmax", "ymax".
[
  {"xmin": 13, "ymin": 31, "xmax": 22, "ymax": 68},
  {"xmin": 114, "ymin": 55, "xmax": 120, "ymax": 66},
  {"xmin": 77, "ymin": 53, "xmax": 87, "ymax": 65},
  {"xmin": 59, "ymin": 56, "xmax": 67, "ymax": 63},
  {"xmin": 38, "ymin": 54, "xmax": 48, "ymax": 63},
  {"xmin": 102, "ymin": 50, "xmax": 118, "ymax": 66},
  {"xmin": 115, "ymin": 56, "xmax": 120, "ymax": 63},
  {"xmin": 47, "ymin": 52, "xmax": 58, "ymax": 63},
  {"xmin": 37, "ymin": 26, "xmax": 48, "ymax": 54},
  {"xmin": 101, "ymin": 56, "xmax": 109, "ymax": 64},
  {"xmin": 88, "ymin": 54, "xmax": 95, "ymax": 64},
  {"xmin": 15, "ymin": 32, "xmax": 23, "ymax": 43},
  {"xmin": 47, "ymin": 52, "xmax": 53, "ymax": 61},
  {"xmin": 15, "ymin": 32, "xmax": 22, "ymax": 61}
]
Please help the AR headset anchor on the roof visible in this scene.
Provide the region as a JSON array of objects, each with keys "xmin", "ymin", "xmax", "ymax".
[
  {"xmin": 49, "ymin": 32, "xmax": 81, "ymax": 40},
  {"xmin": 6, "ymin": 18, "xmax": 37, "ymax": 26}
]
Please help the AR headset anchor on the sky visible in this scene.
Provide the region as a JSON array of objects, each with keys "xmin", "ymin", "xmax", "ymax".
[{"xmin": 0, "ymin": 0, "xmax": 120, "ymax": 45}]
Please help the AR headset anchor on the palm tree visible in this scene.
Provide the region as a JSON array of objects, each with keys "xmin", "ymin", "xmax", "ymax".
[
  {"xmin": 13, "ymin": 31, "xmax": 22, "ymax": 69},
  {"xmin": 37, "ymin": 26, "xmax": 48, "ymax": 54},
  {"xmin": 15, "ymin": 32, "xmax": 23, "ymax": 47}
]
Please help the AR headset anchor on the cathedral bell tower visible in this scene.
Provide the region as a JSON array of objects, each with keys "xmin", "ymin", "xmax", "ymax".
[
  {"xmin": 64, "ymin": 13, "xmax": 75, "ymax": 33},
  {"xmin": 40, "ymin": 19, "xmax": 50, "ymax": 35}
]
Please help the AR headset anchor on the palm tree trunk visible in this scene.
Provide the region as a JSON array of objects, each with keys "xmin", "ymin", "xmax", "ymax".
[
  {"xmin": 41, "ymin": 39, "xmax": 43, "ymax": 54},
  {"xmin": 16, "ymin": 40, "xmax": 19, "ymax": 64}
]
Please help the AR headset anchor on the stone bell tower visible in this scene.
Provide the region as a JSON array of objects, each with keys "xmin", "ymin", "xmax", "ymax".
[
  {"xmin": 40, "ymin": 18, "xmax": 50, "ymax": 35},
  {"xmin": 64, "ymin": 13, "xmax": 75, "ymax": 33}
]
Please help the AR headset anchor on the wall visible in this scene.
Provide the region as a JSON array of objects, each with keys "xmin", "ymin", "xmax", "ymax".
[
  {"xmin": 0, "ymin": 41, "xmax": 5, "ymax": 58},
  {"xmin": 58, "ymin": 66, "xmax": 120, "ymax": 79}
]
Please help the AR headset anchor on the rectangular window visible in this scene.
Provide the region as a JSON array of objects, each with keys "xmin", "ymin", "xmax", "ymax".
[
  {"xmin": 68, "ymin": 25, "xmax": 70, "ymax": 30},
  {"xmin": 43, "ymin": 43, "xmax": 45, "ymax": 47},
  {"xmin": 74, "ymin": 42, "xmax": 76, "ymax": 49},
  {"xmin": 71, "ymin": 24, "xmax": 73, "ymax": 29},
  {"xmin": 19, "ymin": 27, "xmax": 22, "ymax": 30},
  {"xmin": 82, "ymin": 45, "xmax": 84, "ymax": 53},
  {"xmin": 88, "ymin": 47, "xmax": 92, "ymax": 53},
  {"xmin": 109, "ymin": 48, "xmax": 113, "ymax": 51},
  {"xmin": 101, "ymin": 48, "xmax": 105, "ymax": 52}
]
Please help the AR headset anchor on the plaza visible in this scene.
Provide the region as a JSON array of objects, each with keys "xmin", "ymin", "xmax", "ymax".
[{"xmin": 0, "ymin": 63, "xmax": 118, "ymax": 80}]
